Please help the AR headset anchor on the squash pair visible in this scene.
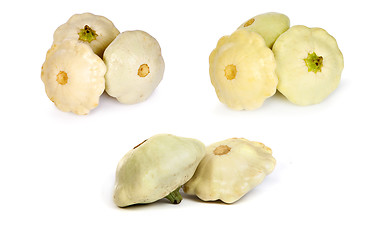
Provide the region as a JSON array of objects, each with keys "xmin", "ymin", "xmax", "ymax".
[{"xmin": 114, "ymin": 134, "xmax": 276, "ymax": 206}]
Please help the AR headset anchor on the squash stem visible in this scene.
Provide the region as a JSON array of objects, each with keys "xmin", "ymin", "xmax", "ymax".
[
  {"xmin": 165, "ymin": 187, "xmax": 182, "ymax": 204},
  {"xmin": 78, "ymin": 25, "xmax": 98, "ymax": 43},
  {"xmin": 304, "ymin": 52, "xmax": 323, "ymax": 73}
]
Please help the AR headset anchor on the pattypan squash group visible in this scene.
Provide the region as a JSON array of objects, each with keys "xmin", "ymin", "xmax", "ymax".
[
  {"xmin": 41, "ymin": 11, "xmax": 344, "ymax": 114},
  {"xmin": 209, "ymin": 12, "xmax": 344, "ymax": 109},
  {"xmin": 41, "ymin": 13, "xmax": 165, "ymax": 115},
  {"xmin": 39, "ymin": 11, "xmax": 346, "ymax": 209}
]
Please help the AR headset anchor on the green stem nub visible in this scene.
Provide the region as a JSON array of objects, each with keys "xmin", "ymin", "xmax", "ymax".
[
  {"xmin": 304, "ymin": 52, "xmax": 323, "ymax": 73},
  {"xmin": 78, "ymin": 25, "xmax": 98, "ymax": 43},
  {"xmin": 165, "ymin": 187, "xmax": 182, "ymax": 204}
]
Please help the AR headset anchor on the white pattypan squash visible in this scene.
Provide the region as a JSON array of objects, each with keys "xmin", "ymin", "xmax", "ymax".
[
  {"xmin": 41, "ymin": 39, "xmax": 106, "ymax": 115},
  {"xmin": 114, "ymin": 134, "xmax": 205, "ymax": 207},
  {"xmin": 238, "ymin": 12, "xmax": 290, "ymax": 48},
  {"xmin": 209, "ymin": 29, "xmax": 278, "ymax": 110},
  {"xmin": 272, "ymin": 25, "xmax": 344, "ymax": 105},
  {"xmin": 103, "ymin": 30, "xmax": 165, "ymax": 104},
  {"xmin": 53, "ymin": 13, "xmax": 120, "ymax": 57},
  {"xmin": 183, "ymin": 138, "xmax": 276, "ymax": 203}
]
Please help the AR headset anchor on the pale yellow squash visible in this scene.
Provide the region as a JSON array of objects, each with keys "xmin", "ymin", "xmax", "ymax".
[
  {"xmin": 53, "ymin": 13, "xmax": 120, "ymax": 58},
  {"xmin": 104, "ymin": 31, "xmax": 165, "ymax": 104},
  {"xmin": 273, "ymin": 25, "xmax": 344, "ymax": 105},
  {"xmin": 209, "ymin": 29, "xmax": 278, "ymax": 110},
  {"xmin": 41, "ymin": 40, "xmax": 106, "ymax": 115},
  {"xmin": 183, "ymin": 138, "xmax": 276, "ymax": 203},
  {"xmin": 238, "ymin": 12, "xmax": 290, "ymax": 48},
  {"xmin": 114, "ymin": 134, "xmax": 205, "ymax": 207}
]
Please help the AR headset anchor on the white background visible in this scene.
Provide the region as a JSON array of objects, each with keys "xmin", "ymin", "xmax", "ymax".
[{"xmin": 1, "ymin": 0, "xmax": 383, "ymax": 239}]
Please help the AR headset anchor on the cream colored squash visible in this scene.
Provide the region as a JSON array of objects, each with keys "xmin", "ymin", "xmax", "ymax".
[
  {"xmin": 53, "ymin": 13, "xmax": 120, "ymax": 57},
  {"xmin": 209, "ymin": 29, "xmax": 278, "ymax": 110},
  {"xmin": 238, "ymin": 12, "xmax": 290, "ymax": 48},
  {"xmin": 183, "ymin": 138, "xmax": 276, "ymax": 204},
  {"xmin": 114, "ymin": 134, "xmax": 205, "ymax": 207},
  {"xmin": 272, "ymin": 25, "xmax": 344, "ymax": 105},
  {"xmin": 41, "ymin": 39, "xmax": 106, "ymax": 115},
  {"xmin": 103, "ymin": 30, "xmax": 165, "ymax": 104}
]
